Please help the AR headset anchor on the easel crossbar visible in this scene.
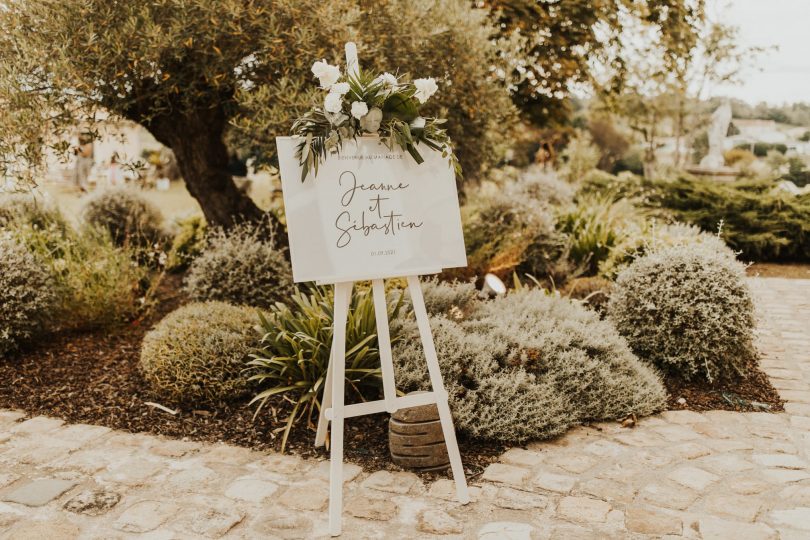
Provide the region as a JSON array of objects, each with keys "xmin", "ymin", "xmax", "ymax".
[{"xmin": 324, "ymin": 390, "xmax": 444, "ymax": 420}]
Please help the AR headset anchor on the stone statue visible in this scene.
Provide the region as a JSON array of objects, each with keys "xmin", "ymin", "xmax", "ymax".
[{"xmin": 700, "ymin": 100, "xmax": 732, "ymax": 169}]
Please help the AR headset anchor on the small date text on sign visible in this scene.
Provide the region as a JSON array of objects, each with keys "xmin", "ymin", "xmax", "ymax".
[{"xmin": 276, "ymin": 137, "xmax": 467, "ymax": 284}]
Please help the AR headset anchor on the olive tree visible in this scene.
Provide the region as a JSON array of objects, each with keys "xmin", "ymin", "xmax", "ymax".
[
  {"xmin": 0, "ymin": 0, "xmax": 361, "ymax": 231},
  {"xmin": 1, "ymin": 0, "xmax": 516, "ymax": 233}
]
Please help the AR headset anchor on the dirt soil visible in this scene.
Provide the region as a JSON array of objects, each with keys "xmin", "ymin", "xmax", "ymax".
[{"xmin": 0, "ymin": 273, "xmax": 783, "ymax": 477}]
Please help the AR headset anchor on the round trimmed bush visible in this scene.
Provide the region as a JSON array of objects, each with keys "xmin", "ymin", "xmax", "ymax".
[
  {"xmin": 184, "ymin": 223, "xmax": 294, "ymax": 308},
  {"xmin": 0, "ymin": 234, "xmax": 55, "ymax": 356},
  {"xmin": 140, "ymin": 302, "xmax": 259, "ymax": 404},
  {"xmin": 82, "ymin": 188, "xmax": 165, "ymax": 246},
  {"xmin": 0, "ymin": 193, "xmax": 66, "ymax": 230},
  {"xmin": 607, "ymin": 243, "xmax": 757, "ymax": 381},
  {"xmin": 393, "ymin": 282, "xmax": 666, "ymax": 443}
]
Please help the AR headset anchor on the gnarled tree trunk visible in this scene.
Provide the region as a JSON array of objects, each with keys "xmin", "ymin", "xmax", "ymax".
[{"xmin": 140, "ymin": 105, "xmax": 288, "ymax": 249}]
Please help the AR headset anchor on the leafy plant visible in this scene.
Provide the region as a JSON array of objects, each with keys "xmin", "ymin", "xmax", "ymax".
[
  {"xmin": 650, "ymin": 176, "xmax": 810, "ymax": 261},
  {"xmin": 81, "ymin": 188, "xmax": 166, "ymax": 248},
  {"xmin": 249, "ymin": 285, "xmax": 405, "ymax": 450},
  {"xmin": 184, "ymin": 222, "xmax": 293, "ymax": 308},
  {"xmin": 165, "ymin": 215, "xmax": 207, "ymax": 272},
  {"xmin": 11, "ymin": 217, "xmax": 149, "ymax": 330},
  {"xmin": 292, "ymin": 64, "xmax": 459, "ymax": 181},
  {"xmin": 0, "ymin": 233, "xmax": 55, "ymax": 357},
  {"xmin": 608, "ymin": 242, "xmax": 757, "ymax": 381},
  {"xmin": 140, "ymin": 302, "xmax": 259, "ymax": 405}
]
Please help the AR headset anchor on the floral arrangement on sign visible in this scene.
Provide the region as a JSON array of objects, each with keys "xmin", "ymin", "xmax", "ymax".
[{"xmin": 291, "ymin": 57, "xmax": 461, "ymax": 182}]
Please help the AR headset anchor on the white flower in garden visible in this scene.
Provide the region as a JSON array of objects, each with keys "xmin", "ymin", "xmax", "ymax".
[
  {"xmin": 374, "ymin": 72, "xmax": 398, "ymax": 87},
  {"xmin": 331, "ymin": 82, "xmax": 350, "ymax": 95},
  {"xmin": 311, "ymin": 59, "xmax": 341, "ymax": 89},
  {"xmin": 324, "ymin": 92, "xmax": 343, "ymax": 114},
  {"xmin": 351, "ymin": 101, "xmax": 369, "ymax": 120},
  {"xmin": 413, "ymin": 77, "xmax": 438, "ymax": 104},
  {"xmin": 410, "ymin": 116, "xmax": 426, "ymax": 129}
]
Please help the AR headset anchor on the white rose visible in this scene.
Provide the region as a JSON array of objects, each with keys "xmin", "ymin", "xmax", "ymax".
[
  {"xmin": 331, "ymin": 82, "xmax": 350, "ymax": 95},
  {"xmin": 351, "ymin": 101, "xmax": 369, "ymax": 120},
  {"xmin": 413, "ymin": 77, "xmax": 438, "ymax": 104},
  {"xmin": 324, "ymin": 92, "xmax": 343, "ymax": 114},
  {"xmin": 311, "ymin": 59, "xmax": 341, "ymax": 89},
  {"xmin": 373, "ymin": 72, "xmax": 398, "ymax": 87}
]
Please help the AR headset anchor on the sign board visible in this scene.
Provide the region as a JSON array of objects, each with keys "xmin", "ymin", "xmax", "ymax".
[{"xmin": 276, "ymin": 136, "xmax": 467, "ymax": 283}]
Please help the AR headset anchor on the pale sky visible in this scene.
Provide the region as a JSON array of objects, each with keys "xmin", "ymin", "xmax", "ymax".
[{"xmin": 708, "ymin": 0, "xmax": 810, "ymax": 105}]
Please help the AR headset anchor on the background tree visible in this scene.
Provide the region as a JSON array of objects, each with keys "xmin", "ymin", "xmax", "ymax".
[
  {"xmin": 479, "ymin": 0, "xmax": 706, "ymax": 126},
  {"xmin": 1, "ymin": 0, "xmax": 514, "ymax": 233}
]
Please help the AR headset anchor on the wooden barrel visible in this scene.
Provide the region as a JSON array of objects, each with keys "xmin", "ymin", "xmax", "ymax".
[{"xmin": 389, "ymin": 398, "xmax": 450, "ymax": 472}]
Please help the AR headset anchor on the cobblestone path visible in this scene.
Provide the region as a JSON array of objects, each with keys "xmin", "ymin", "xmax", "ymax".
[{"xmin": 0, "ymin": 278, "xmax": 808, "ymax": 539}]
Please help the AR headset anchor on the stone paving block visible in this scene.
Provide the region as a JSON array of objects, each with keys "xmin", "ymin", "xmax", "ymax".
[
  {"xmin": 0, "ymin": 411, "xmax": 25, "ymax": 427},
  {"xmin": 345, "ymin": 495, "xmax": 397, "ymax": 521},
  {"xmin": 753, "ymin": 453, "xmax": 808, "ymax": 469},
  {"xmin": 494, "ymin": 487, "xmax": 548, "ymax": 510},
  {"xmin": 578, "ymin": 478, "xmax": 636, "ymax": 505},
  {"xmin": 478, "ymin": 521, "xmax": 533, "ymax": 539},
  {"xmin": 224, "ymin": 477, "xmax": 279, "ymax": 503},
  {"xmin": 500, "ymin": 448, "xmax": 545, "ymax": 467},
  {"xmin": 9, "ymin": 416, "xmax": 64, "ymax": 435},
  {"xmin": 761, "ymin": 469, "xmax": 810, "ymax": 484},
  {"xmin": 0, "ymin": 473, "xmax": 19, "ymax": 489},
  {"xmin": 279, "ymin": 480, "xmax": 329, "ymax": 511},
  {"xmin": 660, "ymin": 410, "xmax": 707, "ymax": 424},
  {"xmin": 625, "ymin": 506, "xmax": 682, "ymax": 535},
  {"xmin": 779, "ymin": 484, "xmax": 810, "ymax": 506},
  {"xmin": 482, "ymin": 463, "xmax": 531, "ymax": 487},
  {"xmin": 543, "ymin": 453, "xmax": 597, "ymax": 474},
  {"xmin": 173, "ymin": 502, "xmax": 246, "ymax": 538},
  {"xmin": 113, "ymin": 499, "xmax": 178, "ymax": 533},
  {"xmin": 99, "ymin": 457, "xmax": 164, "ymax": 486},
  {"xmin": 63, "ymin": 488, "xmax": 121, "ymax": 516},
  {"xmin": 428, "ymin": 478, "xmax": 482, "ymax": 502},
  {"xmin": 667, "ymin": 466, "xmax": 720, "ymax": 491},
  {"xmin": 149, "ymin": 439, "xmax": 201, "ymax": 458},
  {"xmin": 698, "ymin": 516, "xmax": 777, "ymax": 540},
  {"xmin": 768, "ymin": 507, "xmax": 810, "ymax": 531},
  {"xmin": 55, "ymin": 423, "xmax": 111, "ymax": 444},
  {"xmin": 5, "ymin": 517, "xmax": 81, "ymax": 540},
  {"xmin": 312, "ymin": 460, "xmax": 362, "ymax": 483},
  {"xmin": 2, "ymin": 478, "xmax": 76, "ymax": 507},
  {"xmin": 417, "ymin": 509, "xmax": 463, "ymax": 535},
  {"xmin": 703, "ymin": 492, "xmax": 762, "ymax": 522},
  {"xmin": 251, "ymin": 508, "xmax": 313, "ymax": 538},
  {"xmin": 637, "ymin": 481, "xmax": 699, "ymax": 511},
  {"xmin": 360, "ymin": 470, "xmax": 418, "ymax": 494},
  {"xmin": 532, "ymin": 469, "xmax": 577, "ymax": 494},
  {"xmin": 556, "ymin": 496, "xmax": 611, "ymax": 523}
]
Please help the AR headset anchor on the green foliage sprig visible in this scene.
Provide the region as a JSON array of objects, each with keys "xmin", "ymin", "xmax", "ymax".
[
  {"xmin": 248, "ymin": 285, "xmax": 405, "ymax": 451},
  {"xmin": 292, "ymin": 59, "xmax": 460, "ymax": 182}
]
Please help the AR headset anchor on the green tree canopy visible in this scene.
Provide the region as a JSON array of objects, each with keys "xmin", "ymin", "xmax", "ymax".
[{"xmin": 1, "ymin": 0, "xmax": 515, "ymax": 231}]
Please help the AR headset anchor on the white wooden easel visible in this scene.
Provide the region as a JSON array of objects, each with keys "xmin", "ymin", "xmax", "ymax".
[
  {"xmin": 312, "ymin": 42, "xmax": 469, "ymax": 538},
  {"xmin": 315, "ymin": 276, "xmax": 470, "ymax": 536}
]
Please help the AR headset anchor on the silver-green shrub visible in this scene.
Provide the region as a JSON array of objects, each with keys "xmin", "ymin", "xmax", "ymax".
[
  {"xmin": 184, "ymin": 223, "xmax": 294, "ymax": 308},
  {"xmin": 140, "ymin": 301, "xmax": 258, "ymax": 404},
  {"xmin": 607, "ymin": 242, "xmax": 757, "ymax": 381},
  {"xmin": 393, "ymin": 284, "xmax": 666, "ymax": 443},
  {"xmin": 82, "ymin": 188, "xmax": 165, "ymax": 246},
  {"xmin": 0, "ymin": 233, "xmax": 55, "ymax": 356},
  {"xmin": 0, "ymin": 193, "xmax": 66, "ymax": 231}
]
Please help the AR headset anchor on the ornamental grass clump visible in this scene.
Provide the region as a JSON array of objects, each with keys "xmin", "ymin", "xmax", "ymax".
[
  {"xmin": 608, "ymin": 242, "xmax": 757, "ymax": 382},
  {"xmin": 0, "ymin": 234, "xmax": 55, "ymax": 357},
  {"xmin": 140, "ymin": 302, "xmax": 259, "ymax": 404},
  {"xmin": 392, "ymin": 282, "xmax": 666, "ymax": 444},
  {"xmin": 249, "ymin": 285, "xmax": 405, "ymax": 450},
  {"xmin": 82, "ymin": 188, "xmax": 165, "ymax": 247},
  {"xmin": 184, "ymin": 222, "xmax": 293, "ymax": 308}
]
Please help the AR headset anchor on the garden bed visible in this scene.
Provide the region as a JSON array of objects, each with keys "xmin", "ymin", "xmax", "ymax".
[{"xmin": 0, "ymin": 274, "xmax": 783, "ymax": 476}]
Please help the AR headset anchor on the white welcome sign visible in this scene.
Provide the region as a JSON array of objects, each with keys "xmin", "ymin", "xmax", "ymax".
[
  {"xmin": 276, "ymin": 136, "xmax": 467, "ymax": 284},
  {"xmin": 275, "ymin": 42, "xmax": 470, "ymax": 537}
]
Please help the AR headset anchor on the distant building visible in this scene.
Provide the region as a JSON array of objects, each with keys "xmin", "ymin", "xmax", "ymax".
[{"xmin": 725, "ymin": 119, "xmax": 810, "ymax": 155}]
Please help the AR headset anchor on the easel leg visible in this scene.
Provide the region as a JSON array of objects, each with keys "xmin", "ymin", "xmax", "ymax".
[
  {"xmin": 371, "ymin": 279, "xmax": 398, "ymax": 413},
  {"xmin": 329, "ymin": 281, "xmax": 352, "ymax": 537},
  {"xmin": 406, "ymin": 276, "xmax": 470, "ymax": 504},
  {"xmin": 315, "ymin": 344, "xmax": 334, "ymax": 447}
]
